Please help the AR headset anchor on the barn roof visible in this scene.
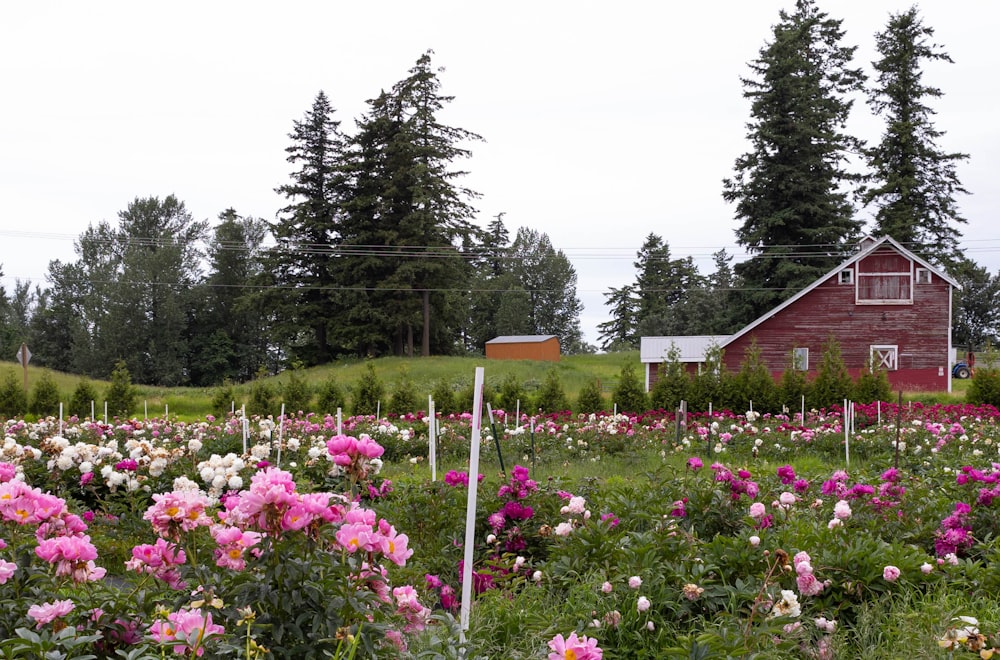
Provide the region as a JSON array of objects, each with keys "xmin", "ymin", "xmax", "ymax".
[
  {"xmin": 640, "ymin": 335, "xmax": 730, "ymax": 363},
  {"xmin": 486, "ymin": 335, "xmax": 558, "ymax": 344},
  {"xmin": 719, "ymin": 235, "xmax": 960, "ymax": 350}
]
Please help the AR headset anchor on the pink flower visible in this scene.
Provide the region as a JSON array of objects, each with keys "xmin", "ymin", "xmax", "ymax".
[
  {"xmin": 601, "ymin": 581, "xmax": 613, "ymax": 594},
  {"xmin": 0, "ymin": 559, "xmax": 16, "ymax": 584},
  {"xmin": 628, "ymin": 575, "xmax": 642, "ymax": 589},
  {"xmin": 883, "ymin": 565, "xmax": 901, "ymax": 582},
  {"xmin": 149, "ymin": 608, "xmax": 225, "ymax": 657},
  {"xmin": 637, "ymin": 596, "xmax": 651, "ymax": 612},
  {"xmin": 27, "ymin": 599, "xmax": 74, "ymax": 628},
  {"xmin": 749, "ymin": 502, "xmax": 766, "ymax": 519},
  {"xmin": 548, "ymin": 631, "xmax": 603, "ymax": 659}
]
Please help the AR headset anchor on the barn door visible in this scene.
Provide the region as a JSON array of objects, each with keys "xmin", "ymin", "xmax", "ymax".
[{"xmin": 870, "ymin": 345, "xmax": 898, "ymax": 371}]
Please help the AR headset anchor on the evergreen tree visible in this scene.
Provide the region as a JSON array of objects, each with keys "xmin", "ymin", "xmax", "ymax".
[
  {"xmin": 499, "ymin": 227, "xmax": 584, "ymax": 352},
  {"xmin": 68, "ymin": 379, "xmax": 99, "ymax": 419},
  {"xmin": 465, "ymin": 213, "xmax": 512, "ymax": 352},
  {"xmin": 865, "ymin": 7, "xmax": 968, "ymax": 267},
  {"xmin": 732, "ymin": 339, "xmax": 779, "ymax": 414},
  {"xmin": 270, "ymin": 91, "xmax": 349, "ymax": 365},
  {"xmin": 952, "ymin": 258, "xmax": 1000, "ymax": 353},
  {"xmin": 723, "ymin": 0, "xmax": 866, "ymax": 322},
  {"xmin": 854, "ymin": 355, "xmax": 892, "ymax": 404},
  {"xmin": 778, "ymin": 351, "xmax": 810, "ymax": 414},
  {"xmin": 29, "ymin": 370, "xmax": 61, "ymax": 417},
  {"xmin": 495, "ymin": 373, "xmax": 526, "ymax": 415},
  {"xmin": 0, "ymin": 369, "xmax": 27, "ymax": 418},
  {"xmin": 533, "ymin": 368, "xmax": 568, "ymax": 414},
  {"xmin": 280, "ymin": 363, "xmax": 312, "ymax": 414},
  {"xmin": 611, "ymin": 362, "xmax": 648, "ymax": 414},
  {"xmin": 388, "ymin": 366, "xmax": 419, "ymax": 415},
  {"xmin": 597, "ymin": 284, "xmax": 637, "ymax": 351},
  {"xmin": 316, "ymin": 375, "xmax": 348, "ymax": 416},
  {"xmin": 687, "ymin": 344, "xmax": 732, "ymax": 413},
  {"xmin": 353, "ymin": 362, "xmax": 386, "ymax": 415},
  {"xmin": 339, "ymin": 51, "xmax": 482, "ymax": 358},
  {"xmin": 105, "ymin": 360, "xmax": 137, "ymax": 418},
  {"xmin": 431, "ymin": 378, "xmax": 457, "ymax": 415},
  {"xmin": 810, "ymin": 335, "xmax": 853, "ymax": 410},
  {"xmin": 649, "ymin": 344, "xmax": 689, "ymax": 412},
  {"xmin": 576, "ymin": 378, "xmax": 605, "ymax": 415}
]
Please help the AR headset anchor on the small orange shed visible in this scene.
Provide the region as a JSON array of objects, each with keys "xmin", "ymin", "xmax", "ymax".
[{"xmin": 485, "ymin": 335, "xmax": 561, "ymax": 361}]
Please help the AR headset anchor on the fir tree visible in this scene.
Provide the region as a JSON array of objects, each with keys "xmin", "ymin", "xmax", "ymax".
[
  {"xmin": 723, "ymin": 0, "xmax": 866, "ymax": 322},
  {"xmin": 865, "ymin": 6, "xmax": 968, "ymax": 268}
]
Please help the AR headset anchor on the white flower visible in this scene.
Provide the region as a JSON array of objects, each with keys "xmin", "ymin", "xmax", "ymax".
[
  {"xmin": 749, "ymin": 535, "xmax": 761, "ymax": 547},
  {"xmin": 532, "ymin": 571, "xmax": 542, "ymax": 582},
  {"xmin": 188, "ymin": 439, "xmax": 203, "ymax": 453},
  {"xmin": 228, "ymin": 475, "xmax": 243, "ymax": 490},
  {"xmin": 770, "ymin": 590, "xmax": 801, "ymax": 618},
  {"xmin": 212, "ymin": 474, "xmax": 228, "ymax": 490},
  {"xmin": 637, "ymin": 596, "xmax": 651, "ymax": 612},
  {"xmin": 78, "ymin": 461, "xmax": 93, "ymax": 474},
  {"xmin": 554, "ymin": 522, "xmax": 574, "ymax": 537}
]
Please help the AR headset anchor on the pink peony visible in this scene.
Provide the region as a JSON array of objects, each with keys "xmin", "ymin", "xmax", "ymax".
[
  {"xmin": 548, "ymin": 631, "xmax": 603, "ymax": 660},
  {"xmin": 27, "ymin": 599, "xmax": 74, "ymax": 628}
]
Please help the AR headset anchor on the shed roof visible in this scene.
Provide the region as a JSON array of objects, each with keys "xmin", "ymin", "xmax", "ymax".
[
  {"xmin": 640, "ymin": 335, "xmax": 730, "ymax": 363},
  {"xmin": 486, "ymin": 335, "xmax": 558, "ymax": 345}
]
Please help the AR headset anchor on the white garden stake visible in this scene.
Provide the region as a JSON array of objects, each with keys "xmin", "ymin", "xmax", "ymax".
[
  {"xmin": 460, "ymin": 367, "xmax": 486, "ymax": 641},
  {"xmin": 844, "ymin": 399, "xmax": 850, "ymax": 468},
  {"xmin": 59, "ymin": 402, "xmax": 63, "ymax": 436},
  {"xmin": 242, "ymin": 404, "xmax": 248, "ymax": 455},
  {"xmin": 337, "ymin": 408, "xmax": 343, "ymax": 436},
  {"xmin": 428, "ymin": 395, "xmax": 436, "ymax": 482},
  {"xmin": 277, "ymin": 403, "xmax": 285, "ymax": 467},
  {"xmin": 91, "ymin": 400, "xmax": 95, "ymax": 421}
]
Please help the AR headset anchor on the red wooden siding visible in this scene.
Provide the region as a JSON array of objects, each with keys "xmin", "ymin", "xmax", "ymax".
[{"xmin": 485, "ymin": 338, "xmax": 561, "ymax": 361}]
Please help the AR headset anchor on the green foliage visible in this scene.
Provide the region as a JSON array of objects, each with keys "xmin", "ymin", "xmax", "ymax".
[
  {"xmin": 575, "ymin": 378, "xmax": 605, "ymax": 414},
  {"xmin": 686, "ymin": 344, "xmax": 732, "ymax": 412},
  {"xmin": 731, "ymin": 338, "xmax": 779, "ymax": 413},
  {"xmin": 353, "ymin": 362, "xmax": 385, "ymax": 415},
  {"xmin": 430, "ymin": 378, "xmax": 457, "ymax": 416},
  {"xmin": 280, "ymin": 363, "xmax": 313, "ymax": 413},
  {"xmin": 855, "ymin": 356, "xmax": 893, "ymax": 404},
  {"xmin": 723, "ymin": 0, "xmax": 866, "ymax": 322},
  {"xmin": 811, "ymin": 335, "xmax": 854, "ymax": 409},
  {"xmin": 0, "ymin": 368, "xmax": 27, "ymax": 418},
  {"xmin": 316, "ymin": 374, "xmax": 348, "ymax": 416},
  {"xmin": 611, "ymin": 361, "xmax": 648, "ymax": 414},
  {"xmin": 28, "ymin": 370, "xmax": 61, "ymax": 417},
  {"xmin": 248, "ymin": 371, "xmax": 276, "ymax": 417},
  {"xmin": 968, "ymin": 348, "xmax": 1000, "ymax": 407},
  {"xmin": 649, "ymin": 343, "xmax": 690, "ymax": 412},
  {"xmin": 454, "ymin": 379, "xmax": 496, "ymax": 416},
  {"xmin": 211, "ymin": 380, "xmax": 238, "ymax": 417},
  {"xmin": 389, "ymin": 365, "xmax": 419, "ymax": 415},
  {"xmin": 104, "ymin": 360, "xmax": 137, "ymax": 418},
  {"xmin": 67, "ymin": 377, "xmax": 99, "ymax": 419},
  {"xmin": 533, "ymin": 367, "xmax": 569, "ymax": 414},
  {"xmin": 494, "ymin": 372, "xmax": 526, "ymax": 414},
  {"xmin": 778, "ymin": 350, "xmax": 810, "ymax": 413}
]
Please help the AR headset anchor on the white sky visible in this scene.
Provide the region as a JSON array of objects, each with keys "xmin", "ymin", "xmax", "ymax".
[{"xmin": 2, "ymin": 1, "xmax": 998, "ymax": 347}]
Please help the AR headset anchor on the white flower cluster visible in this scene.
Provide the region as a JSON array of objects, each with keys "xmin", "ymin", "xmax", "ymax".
[
  {"xmin": 197, "ymin": 453, "xmax": 247, "ymax": 495},
  {"xmin": 3, "ymin": 435, "xmax": 41, "ymax": 462}
]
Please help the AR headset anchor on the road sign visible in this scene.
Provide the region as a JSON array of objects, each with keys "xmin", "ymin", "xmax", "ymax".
[{"xmin": 15, "ymin": 344, "xmax": 31, "ymax": 367}]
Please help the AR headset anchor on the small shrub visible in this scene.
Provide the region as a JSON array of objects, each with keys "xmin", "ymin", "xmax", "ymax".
[
  {"xmin": 811, "ymin": 335, "xmax": 853, "ymax": 409},
  {"xmin": 533, "ymin": 367, "xmax": 569, "ymax": 414},
  {"xmin": 211, "ymin": 380, "xmax": 238, "ymax": 417},
  {"xmin": 731, "ymin": 338, "xmax": 779, "ymax": 414},
  {"xmin": 247, "ymin": 371, "xmax": 276, "ymax": 417},
  {"xmin": 968, "ymin": 353, "xmax": 1000, "ymax": 407},
  {"xmin": 855, "ymin": 356, "xmax": 892, "ymax": 404},
  {"xmin": 0, "ymin": 368, "xmax": 27, "ymax": 418},
  {"xmin": 611, "ymin": 362, "xmax": 647, "ymax": 414},
  {"xmin": 353, "ymin": 362, "xmax": 385, "ymax": 416},
  {"xmin": 431, "ymin": 378, "xmax": 457, "ymax": 415},
  {"xmin": 68, "ymin": 378, "xmax": 100, "ymax": 419},
  {"xmin": 389, "ymin": 365, "xmax": 419, "ymax": 414},
  {"xmin": 576, "ymin": 378, "xmax": 605, "ymax": 414},
  {"xmin": 316, "ymin": 375, "xmax": 348, "ymax": 416},
  {"xmin": 104, "ymin": 360, "xmax": 137, "ymax": 418},
  {"xmin": 649, "ymin": 343, "xmax": 689, "ymax": 412},
  {"xmin": 29, "ymin": 370, "xmax": 61, "ymax": 417},
  {"xmin": 280, "ymin": 363, "xmax": 312, "ymax": 413},
  {"xmin": 495, "ymin": 373, "xmax": 526, "ymax": 415}
]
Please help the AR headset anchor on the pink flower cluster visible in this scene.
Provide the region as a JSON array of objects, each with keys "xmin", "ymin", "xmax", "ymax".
[
  {"xmin": 548, "ymin": 631, "xmax": 603, "ymax": 659},
  {"xmin": 210, "ymin": 525, "xmax": 262, "ymax": 571},
  {"xmin": 220, "ymin": 467, "xmax": 346, "ymax": 537},
  {"xmin": 149, "ymin": 608, "xmax": 225, "ymax": 657},
  {"xmin": 35, "ymin": 534, "xmax": 106, "ymax": 583},
  {"xmin": 143, "ymin": 490, "xmax": 213, "ymax": 541},
  {"xmin": 793, "ymin": 550, "xmax": 825, "ymax": 597},
  {"xmin": 27, "ymin": 599, "xmax": 74, "ymax": 629},
  {"xmin": 935, "ymin": 501, "xmax": 974, "ymax": 557},
  {"xmin": 711, "ymin": 462, "xmax": 760, "ymax": 502},
  {"xmin": 326, "ymin": 433, "xmax": 384, "ymax": 482},
  {"xmin": 489, "ymin": 465, "xmax": 539, "ymax": 553},
  {"xmin": 125, "ymin": 538, "xmax": 187, "ymax": 589},
  {"xmin": 334, "ymin": 505, "xmax": 414, "ymax": 566}
]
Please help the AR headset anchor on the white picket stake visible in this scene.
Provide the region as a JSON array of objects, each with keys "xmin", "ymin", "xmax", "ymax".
[
  {"xmin": 844, "ymin": 399, "xmax": 850, "ymax": 468},
  {"xmin": 801, "ymin": 395, "xmax": 805, "ymax": 424},
  {"xmin": 376, "ymin": 401, "xmax": 380, "ymax": 421},
  {"xmin": 428, "ymin": 395, "xmax": 436, "ymax": 482},
  {"xmin": 878, "ymin": 400, "xmax": 882, "ymax": 427},
  {"xmin": 460, "ymin": 367, "xmax": 486, "ymax": 640},
  {"xmin": 337, "ymin": 408, "xmax": 343, "ymax": 436},
  {"xmin": 277, "ymin": 403, "xmax": 285, "ymax": 467},
  {"xmin": 165, "ymin": 403, "xmax": 168, "ymax": 419},
  {"xmin": 59, "ymin": 402, "xmax": 63, "ymax": 436},
  {"xmin": 242, "ymin": 404, "xmax": 248, "ymax": 455},
  {"xmin": 104, "ymin": 401, "xmax": 108, "ymax": 425},
  {"xmin": 91, "ymin": 400, "xmax": 95, "ymax": 421},
  {"xmin": 515, "ymin": 399, "xmax": 520, "ymax": 426},
  {"xmin": 144, "ymin": 400, "xmax": 148, "ymax": 420}
]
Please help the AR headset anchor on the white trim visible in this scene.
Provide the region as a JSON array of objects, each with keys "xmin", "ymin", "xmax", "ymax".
[
  {"xmin": 838, "ymin": 269, "xmax": 854, "ymax": 285},
  {"xmin": 793, "ymin": 347, "xmax": 809, "ymax": 371},
  {"xmin": 871, "ymin": 344, "xmax": 899, "ymax": 371},
  {"xmin": 916, "ymin": 267, "xmax": 932, "ymax": 284}
]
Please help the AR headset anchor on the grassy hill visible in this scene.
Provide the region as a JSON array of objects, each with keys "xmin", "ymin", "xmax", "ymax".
[{"xmin": 0, "ymin": 352, "xmax": 639, "ymax": 420}]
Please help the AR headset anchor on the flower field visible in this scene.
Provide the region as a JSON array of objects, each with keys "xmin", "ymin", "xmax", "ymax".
[{"xmin": 3, "ymin": 401, "xmax": 1000, "ymax": 658}]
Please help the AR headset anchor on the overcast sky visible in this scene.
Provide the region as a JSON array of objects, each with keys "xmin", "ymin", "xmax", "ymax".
[{"xmin": 2, "ymin": 1, "xmax": 998, "ymax": 347}]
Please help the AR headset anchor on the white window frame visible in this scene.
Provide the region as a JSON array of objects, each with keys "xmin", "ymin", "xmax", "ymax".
[
  {"xmin": 838, "ymin": 269, "xmax": 854, "ymax": 285},
  {"xmin": 915, "ymin": 267, "xmax": 931, "ymax": 284},
  {"xmin": 870, "ymin": 344, "xmax": 899, "ymax": 371},
  {"xmin": 793, "ymin": 347, "xmax": 809, "ymax": 371}
]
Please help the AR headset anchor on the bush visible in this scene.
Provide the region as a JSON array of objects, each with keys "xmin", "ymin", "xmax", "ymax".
[
  {"xmin": 576, "ymin": 378, "xmax": 605, "ymax": 414},
  {"xmin": 431, "ymin": 378, "xmax": 457, "ymax": 415},
  {"xmin": 731, "ymin": 338, "xmax": 779, "ymax": 414},
  {"xmin": 456, "ymin": 379, "xmax": 496, "ymax": 414},
  {"xmin": 778, "ymin": 351, "xmax": 810, "ymax": 414},
  {"xmin": 611, "ymin": 362, "xmax": 647, "ymax": 414},
  {"xmin": 68, "ymin": 378, "xmax": 100, "ymax": 419},
  {"xmin": 280, "ymin": 364, "xmax": 312, "ymax": 413},
  {"xmin": 247, "ymin": 371, "xmax": 275, "ymax": 417},
  {"xmin": 353, "ymin": 362, "xmax": 385, "ymax": 416},
  {"xmin": 389, "ymin": 366, "xmax": 419, "ymax": 415},
  {"xmin": 495, "ymin": 373, "xmax": 526, "ymax": 415},
  {"xmin": 855, "ymin": 356, "xmax": 892, "ymax": 404},
  {"xmin": 0, "ymin": 368, "xmax": 27, "ymax": 418},
  {"xmin": 687, "ymin": 343, "xmax": 731, "ymax": 412},
  {"xmin": 811, "ymin": 335, "xmax": 853, "ymax": 409},
  {"xmin": 29, "ymin": 370, "xmax": 61, "ymax": 417},
  {"xmin": 316, "ymin": 375, "xmax": 348, "ymax": 416},
  {"xmin": 649, "ymin": 343, "xmax": 689, "ymax": 412},
  {"xmin": 211, "ymin": 380, "xmax": 238, "ymax": 417},
  {"xmin": 104, "ymin": 360, "xmax": 137, "ymax": 418},
  {"xmin": 968, "ymin": 356, "xmax": 1000, "ymax": 407},
  {"xmin": 533, "ymin": 367, "xmax": 569, "ymax": 414}
]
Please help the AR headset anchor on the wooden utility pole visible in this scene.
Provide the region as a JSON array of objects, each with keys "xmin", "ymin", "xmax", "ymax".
[{"xmin": 17, "ymin": 343, "xmax": 30, "ymax": 397}]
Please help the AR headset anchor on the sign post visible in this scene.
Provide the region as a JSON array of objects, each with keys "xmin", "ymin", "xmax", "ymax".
[{"xmin": 15, "ymin": 343, "xmax": 30, "ymax": 397}]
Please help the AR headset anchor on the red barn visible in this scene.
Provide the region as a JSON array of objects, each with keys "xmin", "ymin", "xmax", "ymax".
[
  {"xmin": 486, "ymin": 335, "xmax": 561, "ymax": 361},
  {"xmin": 641, "ymin": 236, "xmax": 959, "ymax": 392}
]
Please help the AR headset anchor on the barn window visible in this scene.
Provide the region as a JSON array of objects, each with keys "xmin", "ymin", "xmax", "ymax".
[
  {"xmin": 870, "ymin": 345, "xmax": 899, "ymax": 371},
  {"xmin": 793, "ymin": 347, "xmax": 809, "ymax": 371},
  {"xmin": 838, "ymin": 269, "xmax": 853, "ymax": 285},
  {"xmin": 856, "ymin": 253, "xmax": 913, "ymax": 304},
  {"xmin": 915, "ymin": 268, "xmax": 931, "ymax": 284}
]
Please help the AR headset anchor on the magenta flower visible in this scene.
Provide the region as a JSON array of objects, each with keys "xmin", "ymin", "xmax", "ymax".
[
  {"xmin": 687, "ymin": 457, "xmax": 703, "ymax": 471},
  {"xmin": 883, "ymin": 565, "xmax": 901, "ymax": 582}
]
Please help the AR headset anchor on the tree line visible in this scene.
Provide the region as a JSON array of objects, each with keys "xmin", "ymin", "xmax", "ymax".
[
  {"xmin": 598, "ymin": 2, "xmax": 999, "ymax": 352},
  {"xmin": 0, "ymin": 51, "xmax": 585, "ymax": 386}
]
